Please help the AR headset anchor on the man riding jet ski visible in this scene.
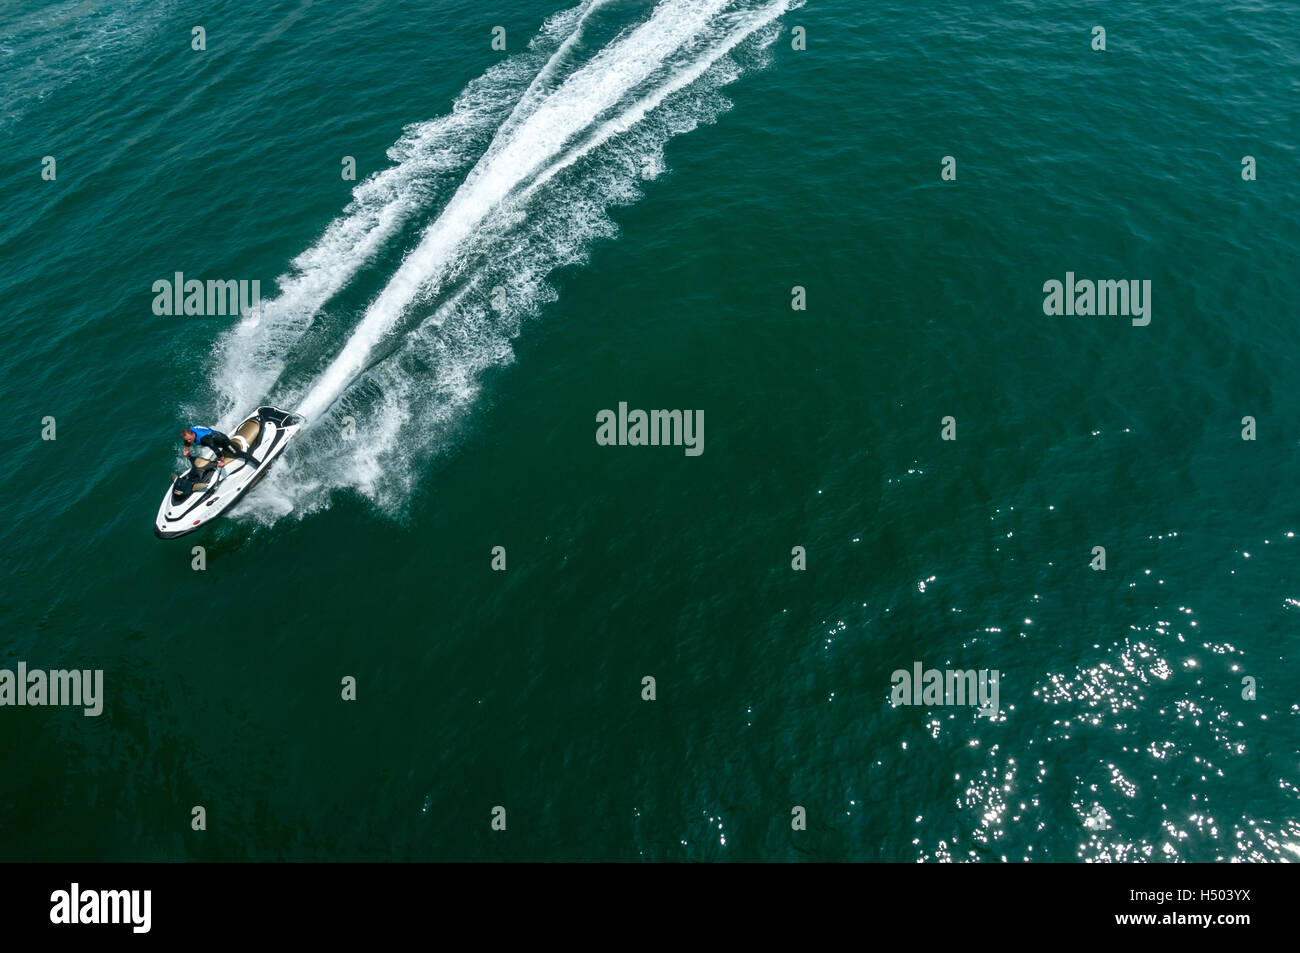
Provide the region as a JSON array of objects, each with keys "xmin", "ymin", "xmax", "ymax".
[
  {"xmin": 170, "ymin": 444, "xmax": 224, "ymax": 502},
  {"xmin": 154, "ymin": 407, "xmax": 306, "ymax": 539},
  {"xmin": 181, "ymin": 425, "xmax": 257, "ymax": 468}
]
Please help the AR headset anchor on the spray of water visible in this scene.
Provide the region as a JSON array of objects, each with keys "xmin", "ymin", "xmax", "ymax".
[
  {"xmin": 214, "ymin": 0, "xmax": 794, "ymax": 524},
  {"xmin": 211, "ymin": 2, "xmax": 601, "ymax": 418}
]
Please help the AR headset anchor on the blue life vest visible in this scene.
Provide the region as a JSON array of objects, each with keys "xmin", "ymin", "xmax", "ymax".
[{"xmin": 189, "ymin": 426, "xmax": 215, "ymax": 443}]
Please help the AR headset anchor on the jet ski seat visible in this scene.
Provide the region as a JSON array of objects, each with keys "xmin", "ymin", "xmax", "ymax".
[{"xmin": 234, "ymin": 419, "xmax": 261, "ymax": 450}]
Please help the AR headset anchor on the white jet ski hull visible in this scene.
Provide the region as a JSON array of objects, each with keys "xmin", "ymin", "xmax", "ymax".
[{"xmin": 154, "ymin": 406, "xmax": 305, "ymax": 539}]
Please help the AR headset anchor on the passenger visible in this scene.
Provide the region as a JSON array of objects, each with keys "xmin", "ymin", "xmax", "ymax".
[{"xmin": 180, "ymin": 425, "xmax": 257, "ymax": 467}]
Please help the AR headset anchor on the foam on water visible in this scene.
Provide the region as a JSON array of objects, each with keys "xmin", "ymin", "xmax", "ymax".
[
  {"xmin": 216, "ymin": 0, "xmax": 794, "ymax": 525},
  {"xmin": 209, "ymin": 3, "xmax": 599, "ymax": 421},
  {"xmin": 0, "ymin": 0, "xmax": 177, "ymax": 131},
  {"xmin": 292, "ymin": 0, "xmax": 738, "ymax": 424}
]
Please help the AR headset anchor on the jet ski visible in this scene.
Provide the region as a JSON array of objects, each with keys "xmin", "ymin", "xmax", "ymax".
[{"xmin": 154, "ymin": 406, "xmax": 306, "ymax": 539}]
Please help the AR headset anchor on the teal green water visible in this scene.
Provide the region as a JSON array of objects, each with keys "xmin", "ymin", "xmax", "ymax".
[{"xmin": 1, "ymin": 0, "xmax": 1298, "ymax": 861}]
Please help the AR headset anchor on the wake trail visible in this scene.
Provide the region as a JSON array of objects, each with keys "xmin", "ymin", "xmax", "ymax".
[
  {"xmin": 210, "ymin": 3, "xmax": 596, "ymax": 422},
  {"xmin": 224, "ymin": 0, "xmax": 794, "ymax": 526},
  {"xmin": 521, "ymin": 0, "xmax": 791, "ymax": 204},
  {"xmin": 494, "ymin": 0, "xmax": 610, "ymax": 141},
  {"xmin": 297, "ymin": 0, "xmax": 746, "ymax": 422}
]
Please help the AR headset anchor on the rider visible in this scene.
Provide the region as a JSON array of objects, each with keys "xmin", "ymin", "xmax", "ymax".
[
  {"xmin": 170, "ymin": 435, "xmax": 227, "ymax": 500},
  {"xmin": 181, "ymin": 426, "xmax": 257, "ymax": 468}
]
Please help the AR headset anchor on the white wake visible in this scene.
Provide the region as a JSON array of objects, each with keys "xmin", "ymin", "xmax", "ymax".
[{"xmin": 211, "ymin": 0, "xmax": 794, "ymax": 524}]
